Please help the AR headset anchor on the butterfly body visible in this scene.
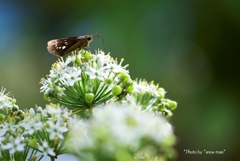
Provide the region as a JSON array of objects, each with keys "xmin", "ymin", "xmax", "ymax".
[{"xmin": 47, "ymin": 35, "xmax": 93, "ymax": 56}]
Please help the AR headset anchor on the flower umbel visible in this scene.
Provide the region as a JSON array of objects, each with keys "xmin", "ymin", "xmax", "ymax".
[
  {"xmin": 125, "ymin": 79, "xmax": 177, "ymax": 117},
  {"xmin": 0, "ymin": 90, "xmax": 75, "ymax": 161},
  {"xmin": 40, "ymin": 50, "xmax": 133, "ymax": 116}
]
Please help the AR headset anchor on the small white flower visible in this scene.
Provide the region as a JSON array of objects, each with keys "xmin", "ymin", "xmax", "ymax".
[
  {"xmin": 21, "ymin": 119, "xmax": 43, "ymax": 135},
  {"xmin": 46, "ymin": 104, "xmax": 62, "ymax": 115},
  {"xmin": 0, "ymin": 98, "xmax": 12, "ymax": 109},
  {"xmin": 2, "ymin": 136, "xmax": 25, "ymax": 154},
  {"xmin": 0, "ymin": 88, "xmax": 13, "ymax": 109},
  {"xmin": 5, "ymin": 123, "xmax": 18, "ymax": 134},
  {"xmin": 95, "ymin": 52, "xmax": 111, "ymax": 67},
  {"xmin": 103, "ymin": 62, "xmax": 128, "ymax": 74},
  {"xmin": 40, "ymin": 78, "xmax": 53, "ymax": 93},
  {"xmin": 0, "ymin": 125, "xmax": 8, "ymax": 136},
  {"xmin": 46, "ymin": 119, "xmax": 68, "ymax": 140},
  {"xmin": 54, "ymin": 56, "xmax": 71, "ymax": 70},
  {"xmin": 49, "ymin": 67, "xmax": 68, "ymax": 83},
  {"xmin": 46, "ymin": 104, "xmax": 72, "ymax": 120},
  {"xmin": 36, "ymin": 106, "xmax": 48, "ymax": 118},
  {"xmin": 38, "ymin": 141, "xmax": 56, "ymax": 156},
  {"xmin": 133, "ymin": 80, "xmax": 162, "ymax": 98},
  {"xmin": 61, "ymin": 67, "xmax": 82, "ymax": 86},
  {"xmin": 29, "ymin": 108, "xmax": 35, "ymax": 116},
  {"xmin": 133, "ymin": 81, "xmax": 147, "ymax": 93},
  {"xmin": 85, "ymin": 66, "xmax": 106, "ymax": 81}
]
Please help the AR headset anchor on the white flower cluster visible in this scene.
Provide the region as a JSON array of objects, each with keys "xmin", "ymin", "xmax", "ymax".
[
  {"xmin": 67, "ymin": 104, "xmax": 176, "ymax": 161},
  {"xmin": 125, "ymin": 79, "xmax": 177, "ymax": 116},
  {"xmin": 133, "ymin": 79, "xmax": 166, "ymax": 98},
  {"xmin": 40, "ymin": 50, "xmax": 133, "ymax": 111},
  {"xmin": 0, "ymin": 97, "xmax": 76, "ymax": 160},
  {"xmin": 41, "ymin": 50, "xmax": 129, "ymax": 93}
]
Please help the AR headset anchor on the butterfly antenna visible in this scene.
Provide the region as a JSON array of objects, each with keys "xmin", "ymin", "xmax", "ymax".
[{"xmin": 93, "ymin": 33, "xmax": 106, "ymax": 52}]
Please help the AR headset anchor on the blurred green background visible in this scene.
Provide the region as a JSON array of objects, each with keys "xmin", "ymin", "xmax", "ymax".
[{"xmin": 0, "ymin": 1, "xmax": 239, "ymax": 160}]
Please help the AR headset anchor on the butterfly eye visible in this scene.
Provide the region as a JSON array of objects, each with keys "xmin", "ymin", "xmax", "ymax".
[{"xmin": 87, "ymin": 37, "xmax": 92, "ymax": 41}]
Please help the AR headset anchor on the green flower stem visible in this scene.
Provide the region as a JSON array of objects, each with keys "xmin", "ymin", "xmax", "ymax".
[
  {"xmin": 50, "ymin": 156, "xmax": 55, "ymax": 161},
  {"xmin": 93, "ymin": 84, "xmax": 109, "ymax": 102}
]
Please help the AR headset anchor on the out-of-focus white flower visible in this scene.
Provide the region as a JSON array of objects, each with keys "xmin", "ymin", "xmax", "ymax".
[{"xmin": 67, "ymin": 103, "xmax": 176, "ymax": 161}]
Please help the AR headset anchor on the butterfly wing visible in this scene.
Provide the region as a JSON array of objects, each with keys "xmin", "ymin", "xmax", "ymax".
[
  {"xmin": 47, "ymin": 36, "xmax": 79, "ymax": 56},
  {"xmin": 47, "ymin": 35, "xmax": 93, "ymax": 57}
]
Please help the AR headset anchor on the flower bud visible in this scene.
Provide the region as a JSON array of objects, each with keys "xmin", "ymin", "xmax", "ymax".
[
  {"xmin": 123, "ymin": 76, "xmax": 130, "ymax": 83},
  {"xmin": 168, "ymin": 101, "xmax": 177, "ymax": 110},
  {"xmin": 29, "ymin": 108, "xmax": 35, "ymax": 116},
  {"xmin": 112, "ymin": 85, "xmax": 122, "ymax": 95},
  {"xmin": 125, "ymin": 80, "xmax": 133, "ymax": 87},
  {"xmin": 43, "ymin": 92, "xmax": 49, "ymax": 100},
  {"xmin": 82, "ymin": 51, "xmax": 91, "ymax": 61},
  {"xmin": 85, "ymin": 93, "xmax": 94, "ymax": 104},
  {"xmin": 54, "ymin": 86, "xmax": 62, "ymax": 93},
  {"xmin": 11, "ymin": 98, "xmax": 17, "ymax": 104},
  {"xmin": 158, "ymin": 103, "xmax": 165, "ymax": 111},
  {"xmin": 0, "ymin": 114, "xmax": 5, "ymax": 121},
  {"xmin": 157, "ymin": 88, "xmax": 166, "ymax": 98},
  {"xmin": 126, "ymin": 84, "xmax": 134, "ymax": 93},
  {"xmin": 12, "ymin": 104, "xmax": 19, "ymax": 111},
  {"xmin": 105, "ymin": 78, "xmax": 112, "ymax": 85},
  {"xmin": 17, "ymin": 110, "xmax": 24, "ymax": 116},
  {"xmin": 28, "ymin": 138, "xmax": 37, "ymax": 148},
  {"xmin": 165, "ymin": 110, "xmax": 173, "ymax": 118},
  {"xmin": 119, "ymin": 72, "xmax": 128, "ymax": 81},
  {"xmin": 75, "ymin": 56, "xmax": 82, "ymax": 65}
]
